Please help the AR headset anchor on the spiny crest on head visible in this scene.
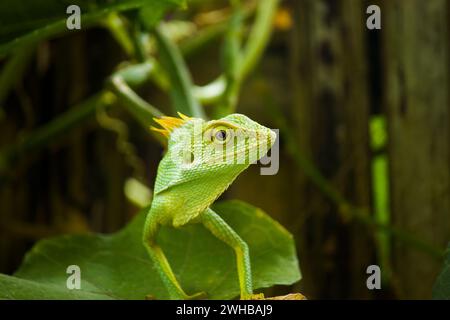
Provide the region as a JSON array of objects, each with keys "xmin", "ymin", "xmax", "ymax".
[{"xmin": 150, "ymin": 112, "xmax": 191, "ymax": 138}]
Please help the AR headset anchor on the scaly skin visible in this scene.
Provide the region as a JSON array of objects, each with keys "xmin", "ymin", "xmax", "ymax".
[{"xmin": 143, "ymin": 113, "xmax": 276, "ymax": 299}]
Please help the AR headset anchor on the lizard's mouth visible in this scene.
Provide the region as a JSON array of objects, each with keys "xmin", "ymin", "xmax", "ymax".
[{"xmin": 268, "ymin": 130, "xmax": 277, "ymax": 147}]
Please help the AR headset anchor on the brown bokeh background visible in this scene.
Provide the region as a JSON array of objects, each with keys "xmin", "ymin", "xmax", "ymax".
[{"xmin": 0, "ymin": 0, "xmax": 449, "ymax": 299}]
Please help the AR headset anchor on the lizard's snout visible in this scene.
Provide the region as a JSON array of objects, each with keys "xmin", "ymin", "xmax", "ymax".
[{"xmin": 269, "ymin": 130, "xmax": 277, "ymax": 147}]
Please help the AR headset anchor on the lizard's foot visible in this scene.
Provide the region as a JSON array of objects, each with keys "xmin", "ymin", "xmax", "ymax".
[
  {"xmin": 241, "ymin": 293, "xmax": 265, "ymax": 300},
  {"xmin": 145, "ymin": 291, "xmax": 207, "ymax": 300},
  {"xmin": 265, "ymin": 293, "xmax": 307, "ymax": 300},
  {"xmin": 183, "ymin": 291, "xmax": 207, "ymax": 300}
]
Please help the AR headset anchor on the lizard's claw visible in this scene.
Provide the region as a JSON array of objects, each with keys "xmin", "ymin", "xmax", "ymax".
[
  {"xmin": 241, "ymin": 293, "xmax": 265, "ymax": 300},
  {"xmin": 184, "ymin": 291, "xmax": 208, "ymax": 300},
  {"xmin": 145, "ymin": 291, "xmax": 207, "ymax": 300}
]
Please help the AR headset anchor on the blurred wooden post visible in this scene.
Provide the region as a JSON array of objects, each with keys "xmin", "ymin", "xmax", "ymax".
[
  {"xmin": 383, "ymin": 0, "xmax": 450, "ymax": 298},
  {"xmin": 288, "ymin": 0, "xmax": 373, "ymax": 298}
]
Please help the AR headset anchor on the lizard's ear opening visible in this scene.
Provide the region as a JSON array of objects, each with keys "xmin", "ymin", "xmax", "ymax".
[{"xmin": 150, "ymin": 112, "xmax": 191, "ymax": 138}]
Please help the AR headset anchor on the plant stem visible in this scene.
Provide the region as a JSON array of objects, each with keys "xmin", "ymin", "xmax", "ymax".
[
  {"xmin": 179, "ymin": 1, "xmax": 256, "ymax": 58},
  {"xmin": 240, "ymin": 0, "xmax": 279, "ymax": 81},
  {"xmin": 108, "ymin": 75, "xmax": 163, "ymax": 127},
  {"xmin": 153, "ymin": 27, "xmax": 206, "ymax": 119},
  {"xmin": 102, "ymin": 13, "xmax": 135, "ymax": 57},
  {"xmin": 131, "ymin": 17, "xmax": 148, "ymax": 62},
  {"xmin": 114, "ymin": 60, "xmax": 155, "ymax": 87},
  {"xmin": 197, "ymin": 0, "xmax": 279, "ymax": 114},
  {"xmin": 180, "ymin": 22, "xmax": 228, "ymax": 58},
  {"xmin": 217, "ymin": 2, "xmax": 244, "ymax": 116},
  {"xmin": 0, "ymin": 45, "xmax": 35, "ymax": 105},
  {"xmin": 193, "ymin": 76, "xmax": 226, "ymax": 105}
]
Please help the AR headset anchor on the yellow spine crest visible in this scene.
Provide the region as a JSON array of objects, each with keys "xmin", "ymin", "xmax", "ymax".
[{"xmin": 150, "ymin": 112, "xmax": 191, "ymax": 138}]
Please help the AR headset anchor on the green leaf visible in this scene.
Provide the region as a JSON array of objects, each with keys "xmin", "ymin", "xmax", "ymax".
[
  {"xmin": 0, "ymin": 274, "xmax": 113, "ymax": 299},
  {"xmin": 433, "ymin": 243, "xmax": 450, "ymax": 299},
  {"xmin": 0, "ymin": 200, "xmax": 301, "ymax": 299},
  {"xmin": 0, "ymin": 0, "xmax": 183, "ymax": 57}
]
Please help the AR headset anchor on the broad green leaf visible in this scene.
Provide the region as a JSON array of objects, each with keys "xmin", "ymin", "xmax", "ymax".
[
  {"xmin": 0, "ymin": 200, "xmax": 301, "ymax": 299},
  {"xmin": 0, "ymin": 274, "xmax": 113, "ymax": 299},
  {"xmin": 0, "ymin": 0, "xmax": 183, "ymax": 56},
  {"xmin": 433, "ymin": 243, "xmax": 450, "ymax": 299}
]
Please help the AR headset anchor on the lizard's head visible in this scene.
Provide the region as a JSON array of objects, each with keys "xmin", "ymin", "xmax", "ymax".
[
  {"xmin": 151, "ymin": 113, "xmax": 276, "ymax": 226},
  {"xmin": 152, "ymin": 113, "xmax": 276, "ymax": 175}
]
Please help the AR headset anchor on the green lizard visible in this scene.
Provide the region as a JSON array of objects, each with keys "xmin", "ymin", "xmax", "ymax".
[{"xmin": 143, "ymin": 112, "xmax": 276, "ymax": 300}]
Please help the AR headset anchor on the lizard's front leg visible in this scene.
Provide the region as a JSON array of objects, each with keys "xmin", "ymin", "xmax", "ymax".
[
  {"xmin": 143, "ymin": 217, "xmax": 206, "ymax": 300},
  {"xmin": 200, "ymin": 208, "xmax": 263, "ymax": 300}
]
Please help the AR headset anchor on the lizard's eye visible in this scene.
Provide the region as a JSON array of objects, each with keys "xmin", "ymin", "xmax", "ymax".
[
  {"xmin": 209, "ymin": 126, "xmax": 232, "ymax": 144},
  {"xmin": 215, "ymin": 130, "xmax": 227, "ymax": 142},
  {"xmin": 206, "ymin": 126, "xmax": 233, "ymax": 144}
]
